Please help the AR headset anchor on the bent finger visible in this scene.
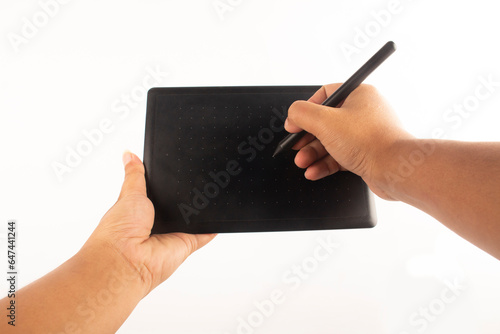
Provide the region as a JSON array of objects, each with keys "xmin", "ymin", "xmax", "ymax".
[
  {"xmin": 291, "ymin": 133, "xmax": 316, "ymax": 151},
  {"xmin": 295, "ymin": 139, "xmax": 329, "ymax": 169},
  {"xmin": 304, "ymin": 155, "xmax": 341, "ymax": 181},
  {"xmin": 308, "ymin": 83, "xmax": 344, "ymax": 104}
]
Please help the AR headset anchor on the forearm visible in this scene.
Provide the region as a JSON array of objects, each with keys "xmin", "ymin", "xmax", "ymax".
[
  {"xmin": 0, "ymin": 240, "xmax": 146, "ymax": 333},
  {"xmin": 382, "ymin": 139, "xmax": 500, "ymax": 258}
]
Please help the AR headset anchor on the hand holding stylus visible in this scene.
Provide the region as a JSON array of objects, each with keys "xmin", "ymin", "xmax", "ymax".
[
  {"xmin": 285, "ymin": 83, "xmax": 411, "ymax": 200},
  {"xmin": 4, "ymin": 42, "xmax": 500, "ymax": 334},
  {"xmin": 285, "ymin": 82, "xmax": 500, "ymax": 260},
  {"xmin": 273, "ymin": 41, "xmax": 397, "ymax": 157}
]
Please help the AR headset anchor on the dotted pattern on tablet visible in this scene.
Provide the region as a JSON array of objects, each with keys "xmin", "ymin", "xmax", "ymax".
[{"xmin": 146, "ymin": 87, "xmax": 372, "ymax": 233}]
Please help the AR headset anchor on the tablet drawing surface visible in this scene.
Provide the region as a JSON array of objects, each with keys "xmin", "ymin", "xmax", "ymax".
[{"xmin": 144, "ymin": 86, "xmax": 376, "ymax": 233}]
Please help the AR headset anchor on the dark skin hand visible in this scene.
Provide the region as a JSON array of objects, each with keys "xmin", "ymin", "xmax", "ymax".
[
  {"xmin": 2, "ymin": 83, "xmax": 499, "ymax": 333},
  {"xmin": 0, "ymin": 152, "xmax": 216, "ymax": 333},
  {"xmin": 286, "ymin": 83, "xmax": 500, "ymax": 259}
]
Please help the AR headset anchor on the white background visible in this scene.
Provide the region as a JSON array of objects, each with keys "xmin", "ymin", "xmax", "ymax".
[{"xmin": 1, "ymin": 0, "xmax": 500, "ymax": 333}]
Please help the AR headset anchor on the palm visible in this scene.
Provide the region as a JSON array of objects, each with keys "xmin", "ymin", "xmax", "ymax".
[{"xmin": 91, "ymin": 153, "xmax": 216, "ymax": 296}]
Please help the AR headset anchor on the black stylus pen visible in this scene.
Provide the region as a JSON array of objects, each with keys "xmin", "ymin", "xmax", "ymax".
[{"xmin": 272, "ymin": 41, "xmax": 397, "ymax": 157}]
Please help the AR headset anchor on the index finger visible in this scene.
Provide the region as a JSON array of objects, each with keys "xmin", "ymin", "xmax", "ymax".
[{"xmin": 307, "ymin": 83, "xmax": 343, "ymax": 104}]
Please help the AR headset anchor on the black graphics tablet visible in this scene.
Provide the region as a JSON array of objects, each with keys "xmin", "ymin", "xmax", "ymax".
[{"xmin": 144, "ymin": 86, "xmax": 376, "ymax": 234}]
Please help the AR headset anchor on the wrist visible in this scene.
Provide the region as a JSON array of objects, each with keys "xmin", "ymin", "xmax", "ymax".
[
  {"xmin": 78, "ymin": 238, "xmax": 149, "ymax": 301},
  {"xmin": 372, "ymin": 137, "xmax": 435, "ymax": 201}
]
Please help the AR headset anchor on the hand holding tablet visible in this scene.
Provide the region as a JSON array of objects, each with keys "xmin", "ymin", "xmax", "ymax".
[
  {"xmin": 143, "ymin": 86, "xmax": 377, "ymax": 233},
  {"xmin": 143, "ymin": 42, "xmax": 398, "ymax": 234}
]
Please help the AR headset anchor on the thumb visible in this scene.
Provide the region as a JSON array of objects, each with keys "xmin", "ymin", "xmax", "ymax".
[
  {"xmin": 119, "ymin": 151, "xmax": 148, "ymax": 199},
  {"xmin": 286, "ymin": 100, "xmax": 339, "ymax": 142}
]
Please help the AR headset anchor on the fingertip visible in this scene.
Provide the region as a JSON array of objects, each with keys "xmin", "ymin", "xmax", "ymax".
[
  {"xmin": 304, "ymin": 168, "xmax": 317, "ymax": 181},
  {"xmin": 122, "ymin": 151, "xmax": 143, "ymax": 169},
  {"xmin": 122, "ymin": 150, "xmax": 133, "ymax": 166},
  {"xmin": 294, "ymin": 151, "xmax": 302, "ymax": 168},
  {"xmin": 119, "ymin": 151, "xmax": 147, "ymax": 199},
  {"xmin": 294, "ymin": 150, "xmax": 309, "ymax": 169},
  {"xmin": 284, "ymin": 117, "xmax": 298, "ymax": 133},
  {"xmin": 304, "ymin": 165, "xmax": 330, "ymax": 181},
  {"xmin": 284, "ymin": 117, "xmax": 304, "ymax": 134}
]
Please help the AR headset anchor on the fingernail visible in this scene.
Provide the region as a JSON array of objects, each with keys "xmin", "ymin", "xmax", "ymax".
[
  {"xmin": 284, "ymin": 118, "xmax": 289, "ymax": 130},
  {"xmin": 122, "ymin": 151, "xmax": 133, "ymax": 166}
]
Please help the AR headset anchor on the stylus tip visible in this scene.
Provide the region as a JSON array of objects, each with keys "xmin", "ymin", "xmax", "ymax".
[{"xmin": 272, "ymin": 146, "xmax": 282, "ymax": 158}]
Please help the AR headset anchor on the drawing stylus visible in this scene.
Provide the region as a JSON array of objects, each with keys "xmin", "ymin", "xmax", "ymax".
[{"xmin": 272, "ymin": 41, "xmax": 396, "ymax": 158}]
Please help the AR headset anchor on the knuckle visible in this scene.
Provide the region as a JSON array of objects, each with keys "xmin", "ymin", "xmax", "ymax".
[
  {"xmin": 324, "ymin": 159, "xmax": 338, "ymax": 175},
  {"xmin": 324, "ymin": 83, "xmax": 343, "ymax": 92},
  {"xmin": 288, "ymin": 100, "xmax": 306, "ymax": 118},
  {"xmin": 358, "ymin": 83, "xmax": 378, "ymax": 95}
]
